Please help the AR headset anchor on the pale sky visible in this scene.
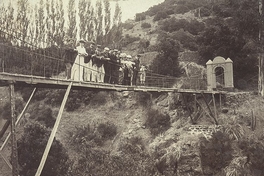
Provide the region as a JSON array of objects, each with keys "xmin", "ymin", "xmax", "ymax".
[{"xmin": 1, "ymin": 0, "xmax": 165, "ymax": 22}]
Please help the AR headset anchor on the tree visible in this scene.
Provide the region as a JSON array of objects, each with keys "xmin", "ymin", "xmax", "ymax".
[
  {"xmin": 103, "ymin": 0, "xmax": 111, "ymax": 44},
  {"xmin": 78, "ymin": 0, "xmax": 87, "ymax": 39},
  {"xmin": 151, "ymin": 33, "xmax": 181, "ymax": 77},
  {"xmin": 66, "ymin": 0, "xmax": 77, "ymax": 40},
  {"xmin": 17, "ymin": 122, "xmax": 71, "ymax": 176},
  {"xmin": 53, "ymin": 0, "xmax": 65, "ymax": 47},
  {"xmin": 109, "ymin": 2, "xmax": 122, "ymax": 49},
  {"xmin": 95, "ymin": 0, "xmax": 103, "ymax": 44},
  {"xmin": 35, "ymin": 0, "xmax": 45, "ymax": 47},
  {"xmin": 16, "ymin": 0, "xmax": 30, "ymax": 46}
]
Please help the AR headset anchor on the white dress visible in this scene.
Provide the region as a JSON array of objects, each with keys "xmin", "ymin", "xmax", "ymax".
[{"xmin": 71, "ymin": 46, "xmax": 87, "ymax": 81}]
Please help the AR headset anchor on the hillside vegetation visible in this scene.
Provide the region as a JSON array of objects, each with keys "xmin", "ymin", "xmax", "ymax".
[{"xmin": 123, "ymin": 0, "xmax": 259, "ymax": 89}]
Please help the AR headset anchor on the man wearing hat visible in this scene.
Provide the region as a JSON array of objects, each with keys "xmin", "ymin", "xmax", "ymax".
[
  {"xmin": 103, "ymin": 47, "xmax": 111, "ymax": 83},
  {"xmin": 84, "ymin": 41, "xmax": 96, "ymax": 82},
  {"xmin": 63, "ymin": 37, "xmax": 77, "ymax": 79},
  {"xmin": 132, "ymin": 54, "xmax": 141, "ymax": 85},
  {"xmin": 71, "ymin": 39, "xmax": 87, "ymax": 81}
]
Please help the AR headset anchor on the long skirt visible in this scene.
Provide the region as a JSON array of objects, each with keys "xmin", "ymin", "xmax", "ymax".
[
  {"xmin": 84, "ymin": 61, "xmax": 92, "ymax": 81},
  {"xmin": 71, "ymin": 55, "xmax": 84, "ymax": 81}
]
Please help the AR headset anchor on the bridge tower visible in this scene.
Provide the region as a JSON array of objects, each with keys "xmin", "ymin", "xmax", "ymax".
[{"xmin": 206, "ymin": 56, "xmax": 234, "ymax": 91}]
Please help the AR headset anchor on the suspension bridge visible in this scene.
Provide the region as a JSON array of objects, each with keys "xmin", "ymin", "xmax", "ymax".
[{"xmin": 0, "ymin": 28, "xmax": 227, "ymax": 176}]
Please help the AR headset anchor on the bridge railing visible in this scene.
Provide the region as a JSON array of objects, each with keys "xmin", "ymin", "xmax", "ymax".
[{"xmin": 0, "ymin": 29, "xmax": 207, "ymax": 90}]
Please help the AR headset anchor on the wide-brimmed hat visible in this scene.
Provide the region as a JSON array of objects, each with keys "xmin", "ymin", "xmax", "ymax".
[
  {"xmin": 104, "ymin": 47, "xmax": 110, "ymax": 51},
  {"xmin": 79, "ymin": 39, "xmax": 85, "ymax": 43}
]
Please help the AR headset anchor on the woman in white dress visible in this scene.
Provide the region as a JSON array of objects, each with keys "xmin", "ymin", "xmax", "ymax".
[{"xmin": 71, "ymin": 39, "xmax": 88, "ymax": 81}]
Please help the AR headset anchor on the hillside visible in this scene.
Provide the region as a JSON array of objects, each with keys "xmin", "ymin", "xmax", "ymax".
[
  {"xmin": 121, "ymin": 0, "xmax": 259, "ymax": 89},
  {"xmin": 1, "ymin": 88, "xmax": 264, "ymax": 175}
]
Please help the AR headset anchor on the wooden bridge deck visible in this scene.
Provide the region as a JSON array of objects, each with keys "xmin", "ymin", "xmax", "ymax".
[{"xmin": 0, "ymin": 72, "xmax": 226, "ymax": 94}]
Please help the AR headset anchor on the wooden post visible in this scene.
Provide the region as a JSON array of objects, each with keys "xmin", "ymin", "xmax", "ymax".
[
  {"xmin": 193, "ymin": 93, "xmax": 197, "ymax": 111},
  {"xmin": 35, "ymin": 82, "xmax": 72, "ymax": 176},
  {"xmin": 259, "ymin": 0, "xmax": 264, "ymax": 96},
  {"xmin": 181, "ymin": 93, "xmax": 195, "ymax": 124},
  {"xmin": 219, "ymin": 93, "xmax": 222, "ymax": 110},
  {"xmin": 212, "ymin": 93, "xmax": 218, "ymax": 119},
  {"xmin": 201, "ymin": 92, "xmax": 218, "ymax": 125},
  {"xmin": 9, "ymin": 82, "xmax": 19, "ymax": 176}
]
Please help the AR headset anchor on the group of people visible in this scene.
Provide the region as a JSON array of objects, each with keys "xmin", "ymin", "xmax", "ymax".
[{"xmin": 63, "ymin": 38, "xmax": 147, "ymax": 86}]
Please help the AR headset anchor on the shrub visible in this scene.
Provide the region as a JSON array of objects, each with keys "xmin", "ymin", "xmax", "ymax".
[
  {"xmin": 153, "ymin": 11, "xmax": 169, "ymax": 22},
  {"xmin": 89, "ymin": 91, "xmax": 108, "ymax": 106},
  {"xmin": 18, "ymin": 122, "xmax": 71, "ymax": 176},
  {"xmin": 97, "ymin": 122, "xmax": 117, "ymax": 140},
  {"xmin": 122, "ymin": 34, "xmax": 140, "ymax": 46},
  {"xmin": 145, "ymin": 109, "xmax": 171, "ymax": 135},
  {"xmin": 122, "ymin": 22, "xmax": 135, "ymax": 30},
  {"xmin": 30, "ymin": 104, "xmax": 55, "ymax": 128},
  {"xmin": 0, "ymin": 98, "xmax": 24, "ymax": 120},
  {"xmin": 135, "ymin": 13, "xmax": 146, "ymax": 21},
  {"xmin": 136, "ymin": 92, "xmax": 152, "ymax": 108},
  {"xmin": 200, "ymin": 131, "xmax": 233, "ymax": 174},
  {"xmin": 65, "ymin": 96, "xmax": 81, "ymax": 112},
  {"xmin": 174, "ymin": 5, "xmax": 190, "ymax": 14},
  {"xmin": 141, "ymin": 22, "xmax": 151, "ymax": 29}
]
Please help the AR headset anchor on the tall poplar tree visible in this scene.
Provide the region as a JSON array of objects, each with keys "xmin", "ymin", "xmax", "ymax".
[
  {"xmin": 36, "ymin": 0, "xmax": 45, "ymax": 47},
  {"xmin": 110, "ymin": 2, "xmax": 122, "ymax": 49},
  {"xmin": 54, "ymin": 0, "xmax": 65, "ymax": 47},
  {"xmin": 16, "ymin": 0, "xmax": 30, "ymax": 46},
  {"xmin": 103, "ymin": 0, "xmax": 111, "ymax": 44},
  {"xmin": 95, "ymin": 0, "xmax": 103, "ymax": 44},
  {"xmin": 83, "ymin": 0, "xmax": 94, "ymax": 41},
  {"xmin": 67, "ymin": 0, "xmax": 77, "ymax": 40},
  {"xmin": 78, "ymin": 0, "xmax": 87, "ymax": 40}
]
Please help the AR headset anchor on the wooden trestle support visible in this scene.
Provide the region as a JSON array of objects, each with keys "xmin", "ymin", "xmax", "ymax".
[{"xmin": 181, "ymin": 92, "xmax": 222, "ymax": 125}]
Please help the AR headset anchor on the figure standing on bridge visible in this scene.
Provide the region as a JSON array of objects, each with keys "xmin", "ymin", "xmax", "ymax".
[
  {"xmin": 139, "ymin": 65, "xmax": 147, "ymax": 85},
  {"xmin": 71, "ymin": 39, "xmax": 87, "ymax": 81},
  {"xmin": 84, "ymin": 41, "xmax": 95, "ymax": 82},
  {"xmin": 63, "ymin": 37, "xmax": 77, "ymax": 79}
]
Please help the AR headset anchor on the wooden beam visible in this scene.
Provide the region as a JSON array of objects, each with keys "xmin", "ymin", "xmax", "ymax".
[
  {"xmin": 0, "ymin": 120, "xmax": 10, "ymax": 139},
  {"xmin": 201, "ymin": 92, "xmax": 218, "ymax": 125},
  {"xmin": 181, "ymin": 93, "xmax": 195, "ymax": 124},
  {"xmin": 195, "ymin": 99, "xmax": 215, "ymax": 123},
  {"xmin": 0, "ymin": 152, "xmax": 12, "ymax": 169},
  {"xmin": 35, "ymin": 82, "xmax": 72, "ymax": 176},
  {"xmin": 212, "ymin": 93, "xmax": 218, "ymax": 119},
  {"xmin": 9, "ymin": 82, "xmax": 19, "ymax": 176},
  {"xmin": 0, "ymin": 87, "xmax": 37, "ymax": 151}
]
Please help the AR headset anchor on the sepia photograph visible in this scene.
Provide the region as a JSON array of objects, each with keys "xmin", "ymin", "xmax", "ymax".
[{"xmin": 0, "ymin": 0, "xmax": 263, "ymax": 175}]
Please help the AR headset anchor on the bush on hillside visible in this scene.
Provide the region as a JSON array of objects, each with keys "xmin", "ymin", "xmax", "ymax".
[
  {"xmin": 30, "ymin": 103, "xmax": 55, "ymax": 128},
  {"xmin": 122, "ymin": 22, "xmax": 135, "ymax": 30},
  {"xmin": 141, "ymin": 22, "xmax": 151, "ymax": 29},
  {"xmin": 136, "ymin": 92, "xmax": 152, "ymax": 108},
  {"xmin": 150, "ymin": 33, "xmax": 181, "ymax": 77},
  {"xmin": 200, "ymin": 131, "xmax": 233, "ymax": 174},
  {"xmin": 145, "ymin": 109, "xmax": 171, "ymax": 136},
  {"xmin": 135, "ymin": 13, "xmax": 146, "ymax": 21},
  {"xmin": 0, "ymin": 98, "xmax": 24, "ymax": 120},
  {"xmin": 122, "ymin": 34, "xmax": 140, "ymax": 47},
  {"xmin": 239, "ymin": 139, "xmax": 264, "ymax": 175},
  {"xmin": 160, "ymin": 18, "xmax": 188, "ymax": 32},
  {"xmin": 174, "ymin": 5, "xmax": 190, "ymax": 14},
  {"xmin": 18, "ymin": 122, "xmax": 71, "ymax": 176},
  {"xmin": 97, "ymin": 122, "xmax": 117, "ymax": 140},
  {"xmin": 185, "ymin": 19, "xmax": 205, "ymax": 35},
  {"xmin": 89, "ymin": 91, "xmax": 108, "ymax": 106},
  {"xmin": 153, "ymin": 11, "xmax": 169, "ymax": 22}
]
